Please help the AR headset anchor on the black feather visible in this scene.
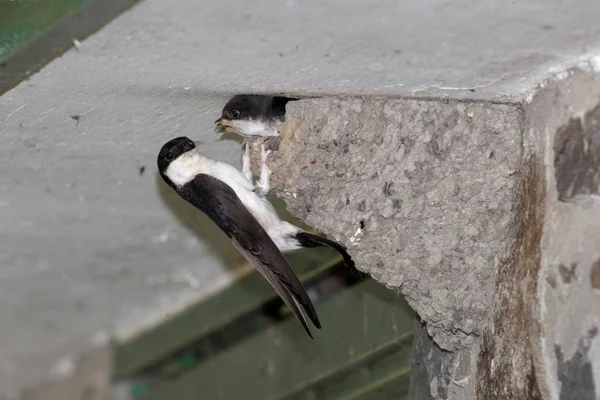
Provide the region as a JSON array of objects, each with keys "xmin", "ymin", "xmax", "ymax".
[
  {"xmin": 173, "ymin": 174, "xmax": 321, "ymax": 336},
  {"xmin": 295, "ymin": 231, "xmax": 354, "ymax": 269},
  {"xmin": 220, "ymin": 94, "xmax": 297, "ymax": 123}
]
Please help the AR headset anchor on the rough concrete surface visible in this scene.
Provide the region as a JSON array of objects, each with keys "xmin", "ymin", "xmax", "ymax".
[
  {"xmin": 475, "ymin": 154, "xmax": 546, "ymax": 400},
  {"xmin": 269, "ymin": 96, "xmax": 523, "ymax": 351},
  {"xmin": 269, "ymin": 66, "xmax": 600, "ymax": 399},
  {"xmin": 408, "ymin": 320, "xmax": 477, "ymax": 400},
  {"xmin": 2, "ymin": 0, "xmax": 600, "ymax": 397}
]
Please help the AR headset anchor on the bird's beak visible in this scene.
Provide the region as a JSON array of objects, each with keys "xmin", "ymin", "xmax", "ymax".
[{"xmin": 215, "ymin": 118, "xmax": 231, "ymax": 133}]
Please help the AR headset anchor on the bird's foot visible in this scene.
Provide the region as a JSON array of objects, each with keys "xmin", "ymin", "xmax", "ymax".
[
  {"xmin": 242, "ymin": 141, "xmax": 253, "ymax": 182},
  {"xmin": 256, "ymin": 143, "xmax": 272, "ymax": 197}
]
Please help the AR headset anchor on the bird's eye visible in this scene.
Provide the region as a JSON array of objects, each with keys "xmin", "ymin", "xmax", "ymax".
[
  {"xmin": 231, "ymin": 109, "xmax": 241, "ymax": 118},
  {"xmin": 165, "ymin": 152, "xmax": 173, "ymax": 160}
]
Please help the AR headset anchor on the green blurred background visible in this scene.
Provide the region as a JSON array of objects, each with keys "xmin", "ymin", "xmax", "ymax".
[{"xmin": 0, "ymin": 0, "xmax": 85, "ymax": 61}]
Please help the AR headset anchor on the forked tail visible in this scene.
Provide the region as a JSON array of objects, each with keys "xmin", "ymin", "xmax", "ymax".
[{"xmin": 295, "ymin": 231, "xmax": 355, "ymax": 269}]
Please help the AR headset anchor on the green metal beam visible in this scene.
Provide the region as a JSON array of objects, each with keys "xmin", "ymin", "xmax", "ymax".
[
  {"xmin": 137, "ymin": 278, "xmax": 415, "ymax": 400},
  {"xmin": 114, "ymin": 249, "xmax": 345, "ymax": 378}
]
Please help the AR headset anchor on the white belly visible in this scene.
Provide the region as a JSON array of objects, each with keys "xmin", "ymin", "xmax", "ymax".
[{"xmin": 204, "ymin": 159, "xmax": 301, "ymax": 250}]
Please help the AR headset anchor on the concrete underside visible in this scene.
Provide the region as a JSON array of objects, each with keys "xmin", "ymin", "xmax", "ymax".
[{"xmin": 1, "ymin": 0, "xmax": 600, "ymax": 398}]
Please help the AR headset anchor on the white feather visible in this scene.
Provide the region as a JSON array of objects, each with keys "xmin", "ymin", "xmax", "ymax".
[
  {"xmin": 165, "ymin": 149, "xmax": 302, "ymax": 251},
  {"xmin": 229, "ymin": 119, "xmax": 280, "ymax": 137},
  {"xmin": 164, "ymin": 150, "xmax": 204, "ymax": 187}
]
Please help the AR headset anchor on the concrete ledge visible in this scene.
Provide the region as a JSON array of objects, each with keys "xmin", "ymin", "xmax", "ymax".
[
  {"xmin": 258, "ymin": 65, "xmax": 600, "ymax": 398},
  {"xmin": 263, "ymin": 95, "xmax": 523, "ymax": 351}
]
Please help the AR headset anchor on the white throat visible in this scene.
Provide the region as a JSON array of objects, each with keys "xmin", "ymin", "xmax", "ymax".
[
  {"xmin": 230, "ymin": 119, "xmax": 280, "ymax": 137},
  {"xmin": 165, "ymin": 150, "xmax": 204, "ymax": 187}
]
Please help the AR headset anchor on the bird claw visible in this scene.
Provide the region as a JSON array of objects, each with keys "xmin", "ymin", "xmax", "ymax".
[
  {"xmin": 257, "ymin": 143, "xmax": 272, "ymax": 196},
  {"xmin": 261, "ymin": 144, "xmax": 273, "ymax": 162},
  {"xmin": 242, "ymin": 141, "xmax": 252, "ymax": 182}
]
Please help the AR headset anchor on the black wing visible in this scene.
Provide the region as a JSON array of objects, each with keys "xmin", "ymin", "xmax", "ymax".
[
  {"xmin": 295, "ymin": 231, "xmax": 354, "ymax": 269},
  {"xmin": 175, "ymin": 174, "xmax": 321, "ymax": 336}
]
